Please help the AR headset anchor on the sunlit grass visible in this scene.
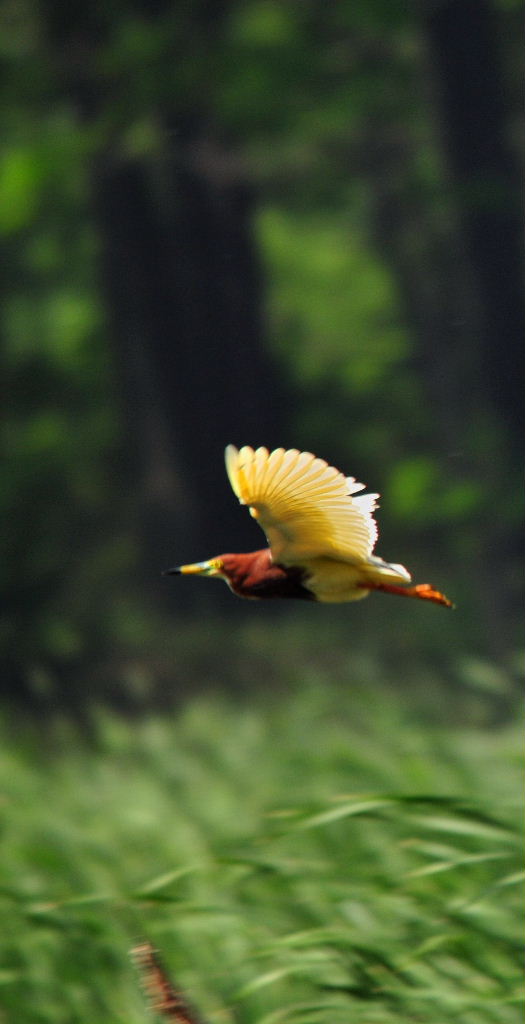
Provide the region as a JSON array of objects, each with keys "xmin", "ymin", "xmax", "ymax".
[{"xmin": 0, "ymin": 676, "xmax": 522, "ymax": 1022}]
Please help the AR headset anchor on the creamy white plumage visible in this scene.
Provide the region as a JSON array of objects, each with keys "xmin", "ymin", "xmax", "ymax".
[{"xmin": 225, "ymin": 444, "xmax": 411, "ymax": 599}]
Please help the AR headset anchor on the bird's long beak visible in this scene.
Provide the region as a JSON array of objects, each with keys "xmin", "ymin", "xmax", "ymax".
[{"xmin": 162, "ymin": 559, "xmax": 221, "ymax": 578}]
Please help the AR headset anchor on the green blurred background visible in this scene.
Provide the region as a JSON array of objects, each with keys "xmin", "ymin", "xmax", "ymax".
[
  {"xmin": 2, "ymin": 0, "xmax": 523, "ymax": 712},
  {"xmin": 1, "ymin": 4, "xmax": 524, "ymax": 1021}
]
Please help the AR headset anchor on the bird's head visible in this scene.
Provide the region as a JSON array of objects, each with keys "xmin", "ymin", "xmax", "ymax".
[{"xmin": 163, "ymin": 552, "xmax": 269, "ymax": 596}]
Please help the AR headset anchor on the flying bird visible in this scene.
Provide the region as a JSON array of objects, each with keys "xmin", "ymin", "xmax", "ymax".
[{"xmin": 165, "ymin": 446, "xmax": 453, "ymax": 608}]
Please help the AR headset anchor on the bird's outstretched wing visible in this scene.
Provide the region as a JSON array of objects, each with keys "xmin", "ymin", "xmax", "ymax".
[{"xmin": 225, "ymin": 445, "xmax": 379, "ymax": 565}]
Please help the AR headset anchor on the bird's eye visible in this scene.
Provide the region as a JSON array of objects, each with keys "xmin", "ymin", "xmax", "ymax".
[{"xmin": 212, "ymin": 559, "xmax": 223, "ymax": 572}]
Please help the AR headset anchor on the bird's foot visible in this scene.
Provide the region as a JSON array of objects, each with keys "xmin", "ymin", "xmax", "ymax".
[{"xmin": 367, "ymin": 581, "xmax": 454, "ymax": 608}]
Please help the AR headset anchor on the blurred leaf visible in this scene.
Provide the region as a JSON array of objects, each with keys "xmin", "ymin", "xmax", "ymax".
[
  {"xmin": 387, "ymin": 457, "xmax": 439, "ymax": 522},
  {"xmin": 0, "ymin": 148, "xmax": 43, "ymax": 233},
  {"xmin": 134, "ymin": 867, "xmax": 197, "ymax": 896},
  {"xmin": 294, "ymin": 798, "xmax": 394, "ymax": 830},
  {"xmin": 460, "ymin": 658, "xmax": 514, "ymax": 696}
]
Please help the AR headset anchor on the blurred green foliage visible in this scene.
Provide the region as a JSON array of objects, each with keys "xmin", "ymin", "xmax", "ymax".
[
  {"xmin": 0, "ymin": 0, "xmax": 522, "ymax": 705},
  {"xmin": 259, "ymin": 208, "xmax": 407, "ymax": 390},
  {"xmin": 0, "ymin": 679, "xmax": 522, "ymax": 1021}
]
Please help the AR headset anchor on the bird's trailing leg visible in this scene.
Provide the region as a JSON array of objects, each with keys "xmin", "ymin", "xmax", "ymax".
[{"xmin": 365, "ymin": 582, "xmax": 454, "ymax": 608}]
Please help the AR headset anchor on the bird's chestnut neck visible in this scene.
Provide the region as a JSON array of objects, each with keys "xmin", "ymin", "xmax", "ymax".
[
  {"xmin": 218, "ymin": 550, "xmax": 272, "ymax": 590},
  {"xmin": 218, "ymin": 549, "xmax": 313, "ymax": 600}
]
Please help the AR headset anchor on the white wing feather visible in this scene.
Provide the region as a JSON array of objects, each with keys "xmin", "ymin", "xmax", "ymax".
[{"xmin": 225, "ymin": 445, "xmax": 380, "ymax": 565}]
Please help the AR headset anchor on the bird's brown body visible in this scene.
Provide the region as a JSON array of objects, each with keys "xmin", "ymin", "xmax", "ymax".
[{"xmin": 166, "ymin": 446, "xmax": 453, "ymax": 610}]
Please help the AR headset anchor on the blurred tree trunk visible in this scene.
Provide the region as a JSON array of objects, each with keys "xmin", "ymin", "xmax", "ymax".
[
  {"xmin": 423, "ymin": 0, "xmax": 524, "ymax": 458},
  {"xmin": 358, "ymin": 0, "xmax": 522, "ymax": 653},
  {"xmin": 95, "ymin": 135, "xmax": 284, "ymax": 602},
  {"xmin": 45, "ymin": 3, "xmax": 284, "ymax": 606}
]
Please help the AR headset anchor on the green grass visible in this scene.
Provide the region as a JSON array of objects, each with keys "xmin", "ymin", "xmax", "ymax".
[{"xmin": 0, "ymin": 672, "xmax": 523, "ymax": 1023}]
